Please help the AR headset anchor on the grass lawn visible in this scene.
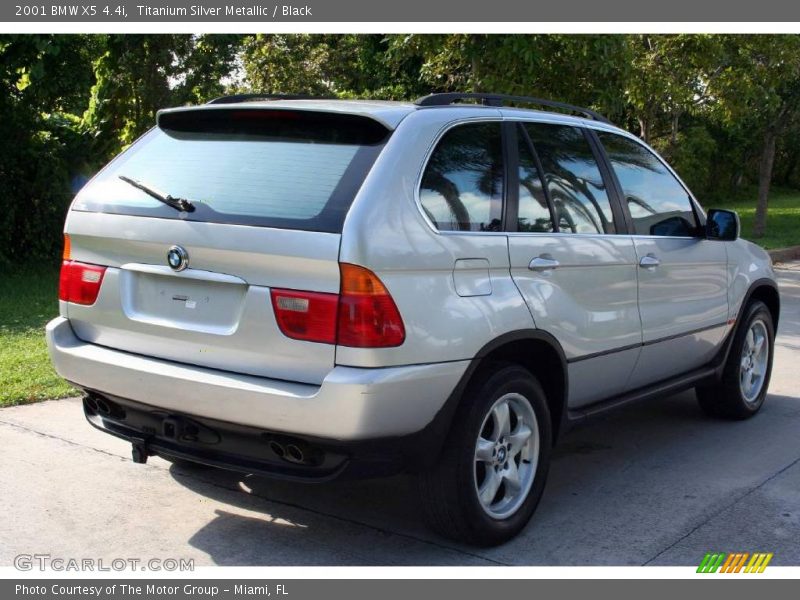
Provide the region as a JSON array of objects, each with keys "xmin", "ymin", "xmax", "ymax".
[
  {"xmin": 0, "ymin": 265, "xmax": 75, "ymax": 407},
  {"xmin": 713, "ymin": 187, "xmax": 800, "ymax": 250}
]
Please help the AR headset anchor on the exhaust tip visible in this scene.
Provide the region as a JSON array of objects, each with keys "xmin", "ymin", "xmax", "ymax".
[
  {"xmin": 269, "ymin": 441, "xmax": 286, "ymax": 458},
  {"xmin": 85, "ymin": 395, "xmax": 126, "ymax": 420},
  {"xmin": 95, "ymin": 398, "xmax": 111, "ymax": 415},
  {"xmin": 286, "ymin": 444, "xmax": 305, "ymax": 463},
  {"xmin": 263, "ymin": 434, "xmax": 322, "ymax": 466}
]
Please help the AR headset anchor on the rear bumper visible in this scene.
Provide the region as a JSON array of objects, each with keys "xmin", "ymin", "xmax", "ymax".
[
  {"xmin": 46, "ymin": 316, "xmax": 468, "ymax": 441},
  {"xmin": 81, "ymin": 395, "xmax": 409, "ymax": 481}
]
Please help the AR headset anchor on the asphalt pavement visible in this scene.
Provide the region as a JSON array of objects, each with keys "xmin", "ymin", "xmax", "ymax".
[{"xmin": 1, "ymin": 267, "xmax": 799, "ymax": 566}]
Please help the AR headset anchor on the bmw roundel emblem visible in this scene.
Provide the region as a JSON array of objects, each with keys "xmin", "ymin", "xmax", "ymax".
[{"xmin": 167, "ymin": 245, "xmax": 189, "ymax": 272}]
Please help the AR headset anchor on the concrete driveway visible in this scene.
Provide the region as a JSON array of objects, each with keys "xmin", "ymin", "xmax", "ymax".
[{"xmin": 1, "ymin": 267, "xmax": 799, "ymax": 567}]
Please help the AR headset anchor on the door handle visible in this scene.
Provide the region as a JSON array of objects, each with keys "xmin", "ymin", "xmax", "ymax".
[
  {"xmin": 528, "ymin": 255, "xmax": 560, "ymax": 271},
  {"xmin": 639, "ymin": 254, "xmax": 661, "ymax": 269}
]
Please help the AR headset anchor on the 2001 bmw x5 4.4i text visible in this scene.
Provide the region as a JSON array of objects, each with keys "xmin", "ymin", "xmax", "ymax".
[{"xmin": 47, "ymin": 93, "xmax": 780, "ymax": 546}]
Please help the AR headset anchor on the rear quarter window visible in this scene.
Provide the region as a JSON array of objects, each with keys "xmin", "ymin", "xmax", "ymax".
[
  {"xmin": 419, "ymin": 122, "xmax": 504, "ymax": 232},
  {"xmin": 73, "ymin": 110, "xmax": 390, "ymax": 233}
]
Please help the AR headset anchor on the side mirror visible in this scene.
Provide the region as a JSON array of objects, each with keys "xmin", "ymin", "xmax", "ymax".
[{"xmin": 706, "ymin": 209, "xmax": 740, "ymax": 241}]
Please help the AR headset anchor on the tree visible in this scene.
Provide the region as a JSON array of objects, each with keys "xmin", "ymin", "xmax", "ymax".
[
  {"xmin": 708, "ymin": 35, "xmax": 800, "ymax": 237},
  {"xmin": 0, "ymin": 35, "xmax": 99, "ymax": 265},
  {"xmin": 386, "ymin": 34, "xmax": 631, "ymax": 118},
  {"xmin": 625, "ymin": 35, "xmax": 722, "ymax": 144},
  {"xmin": 171, "ymin": 34, "xmax": 244, "ymax": 104},
  {"xmin": 82, "ymin": 35, "xmax": 190, "ymax": 159},
  {"xmin": 239, "ymin": 34, "xmax": 424, "ymax": 99}
]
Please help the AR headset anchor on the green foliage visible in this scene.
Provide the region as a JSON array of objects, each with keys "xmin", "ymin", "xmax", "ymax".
[
  {"xmin": 239, "ymin": 34, "xmax": 425, "ymax": 99},
  {"xmin": 624, "ymin": 35, "xmax": 721, "ymax": 142},
  {"xmin": 708, "ymin": 35, "xmax": 800, "ymax": 127},
  {"xmin": 654, "ymin": 124, "xmax": 718, "ymax": 199},
  {"xmin": 385, "ymin": 34, "xmax": 632, "ymax": 117},
  {"xmin": 83, "ymin": 35, "xmax": 191, "ymax": 159},
  {"xmin": 171, "ymin": 34, "xmax": 243, "ymax": 104},
  {"xmin": 0, "ymin": 35, "xmax": 98, "ymax": 266}
]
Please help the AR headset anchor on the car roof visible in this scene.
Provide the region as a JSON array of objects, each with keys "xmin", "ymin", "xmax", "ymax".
[
  {"xmin": 158, "ymin": 99, "xmax": 418, "ymax": 130},
  {"xmin": 158, "ymin": 98, "xmax": 630, "ymax": 135}
]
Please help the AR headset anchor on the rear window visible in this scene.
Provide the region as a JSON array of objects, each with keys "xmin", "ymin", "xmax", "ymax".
[{"xmin": 72, "ymin": 109, "xmax": 390, "ymax": 233}]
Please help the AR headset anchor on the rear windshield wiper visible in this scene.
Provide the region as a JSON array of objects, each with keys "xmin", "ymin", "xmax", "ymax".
[{"xmin": 118, "ymin": 175, "xmax": 196, "ymax": 213}]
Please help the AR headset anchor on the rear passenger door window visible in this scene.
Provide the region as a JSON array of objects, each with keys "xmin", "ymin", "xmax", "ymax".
[
  {"xmin": 420, "ymin": 122, "xmax": 504, "ymax": 232},
  {"xmin": 597, "ymin": 132, "xmax": 698, "ymax": 237},
  {"xmin": 524, "ymin": 123, "xmax": 615, "ymax": 234}
]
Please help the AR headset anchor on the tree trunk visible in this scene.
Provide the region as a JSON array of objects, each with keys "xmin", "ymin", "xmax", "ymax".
[
  {"xmin": 638, "ymin": 116, "xmax": 650, "ymax": 144},
  {"xmin": 471, "ymin": 54, "xmax": 480, "ymax": 92},
  {"xmin": 670, "ymin": 111, "xmax": 680, "ymax": 146},
  {"xmin": 754, "ymin": 128, "xmax": 778, "ymax": 238},
  {"xmin": 470, "ymin": 35, "xmax": 481, "ymax": 92}
]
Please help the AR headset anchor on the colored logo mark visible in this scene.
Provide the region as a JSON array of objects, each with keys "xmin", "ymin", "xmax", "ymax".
[{"xmin": 697, "ymin": 552, "xmax": 773, "ymax": 573}]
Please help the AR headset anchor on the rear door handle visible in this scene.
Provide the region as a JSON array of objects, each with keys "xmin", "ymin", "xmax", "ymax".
[
  {"xmin": 528, "ymin": 255, "xmax": 560, "ymax": 271},
  {"xmin": 639, "ymin": 254, "xmax": 661, "ymax": 269}
]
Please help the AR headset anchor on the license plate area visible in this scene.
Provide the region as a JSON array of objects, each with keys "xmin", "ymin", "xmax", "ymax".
[{"xmin": 120, "ymin": 267, "xmax": 247, "ymax": 335}]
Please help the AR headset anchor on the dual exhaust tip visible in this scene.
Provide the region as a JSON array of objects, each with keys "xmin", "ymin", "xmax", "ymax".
[
  {"xmin": 267, "ymin": 438, "xmax": 320, "ymax": 466},
  {"xmin": 84, "ymin": 395, "xmax": 125, "ymax": 419}
]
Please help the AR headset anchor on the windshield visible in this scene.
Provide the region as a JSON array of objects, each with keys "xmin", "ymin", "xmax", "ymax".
[{"xmin": 73, "ymin": 109, "xmax": 390, "ymax": 233}]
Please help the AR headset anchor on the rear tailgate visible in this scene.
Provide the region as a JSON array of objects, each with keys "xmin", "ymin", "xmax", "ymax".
[{"xmin": 63, "ymin": 107, "xmax": 390, "ymax": 385}]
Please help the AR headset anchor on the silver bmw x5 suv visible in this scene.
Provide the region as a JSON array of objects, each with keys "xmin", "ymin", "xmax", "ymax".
[{"xmin": 47, "ymin": 92, "xmax": 779, "ymax": 546}]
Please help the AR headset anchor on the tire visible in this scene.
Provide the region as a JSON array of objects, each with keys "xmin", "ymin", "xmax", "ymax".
[
  {"xmin": 696, "ymin": 300, "xmax": 775, "ymax": 419},
  {"xmin": 417, "ymin": 362, "xmax": 552, "ymax": 546}
]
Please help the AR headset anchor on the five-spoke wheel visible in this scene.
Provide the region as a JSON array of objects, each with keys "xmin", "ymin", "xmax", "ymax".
[
  {"xmin": 418, "ymin": 363, "xmax": 552, "ymax": 546},
  {"xmin": 739, "ymin": 319, "xmax": 769, "ymax": 403},
  {"xmin": 474, "ymin": 393, "xmax": 539, "ymax": 519}
]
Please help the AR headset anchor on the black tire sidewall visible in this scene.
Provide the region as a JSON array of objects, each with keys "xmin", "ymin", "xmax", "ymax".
[
  {"xmin": 450, "ymin": 365, "xmax": 552, "ymax": 545},
  {"xmin": 726, "ymin": 301, "xmax": 775, "ymax": 414}
]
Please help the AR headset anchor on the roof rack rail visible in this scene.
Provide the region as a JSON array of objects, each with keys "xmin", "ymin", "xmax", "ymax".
[
  {"xmin": 207, "ymin": 93, "xmax": 334, "ymax": 105},
  {"xmin": 414, "ymin": 93, "xmax": 611, "ymax": 124}
]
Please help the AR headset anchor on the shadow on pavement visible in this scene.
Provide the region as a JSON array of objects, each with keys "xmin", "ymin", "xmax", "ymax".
[{"xmin": 168, "ymin": 388, "xmax": 800, "ymax": 565}]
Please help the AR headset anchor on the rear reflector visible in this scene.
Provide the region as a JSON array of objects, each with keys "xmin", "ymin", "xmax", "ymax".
[
  {"xmin": 270, "ymin": 289, "xmax": 338, "ymax": 344},
  {"xmin": 270, "ymin": 264, "xmax": 405, "ymax": 348},
  {"xmin": 59, "ymin": 261, "xmax": 107, "ymax": 305},
  {"xmin": 337, "ymin": 264, "xmax": 405, "ymax": 348}
]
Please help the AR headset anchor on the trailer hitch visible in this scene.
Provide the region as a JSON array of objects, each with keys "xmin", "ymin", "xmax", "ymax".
[{"xmin": 131, "ymin": 437, "xmax": 151, "ymax": 464}]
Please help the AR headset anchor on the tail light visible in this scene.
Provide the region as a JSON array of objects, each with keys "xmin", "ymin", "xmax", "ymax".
[
  {"xmin": 271, "ymin": 264, "xmax": 405, "ymax": 348},
  {"xmin": 59, "ymin": 261, "xmax": 107, "ymax": 305},
  {"xmin": 337, "ymin": 264, "xmax": 405, "ymax": 347},
  {"xmin": 270, "ymin": 289, "xmax": 338, "ymax": 344}
]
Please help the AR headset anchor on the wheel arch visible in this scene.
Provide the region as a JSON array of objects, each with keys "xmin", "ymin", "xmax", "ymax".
[
  {"xmin": 746, "ymin": 279, "xmax": 780, "ymax": 332},
  {"xmin": 714, "ymin": 277, "xmax": 780, "ymax": 374},
  {"xmin": 399, "ymin": 329, "xmax": 570, "ymax": 472},
  {"xmin": 460, "ymin": 330, "xmax": 569, "ymax": 445}
]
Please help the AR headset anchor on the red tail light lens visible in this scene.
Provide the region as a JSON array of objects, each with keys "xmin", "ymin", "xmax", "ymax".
[
  {"xmin": 270, "ymin": 265, "xmax": 405, "ymax": 347},
  {"xmin": 59, "ymin": 261, "xmax": 107, "ymax": 305},
  {"xmin": 270, "ymin": 289, "xmax": 338, "ymax": 344},
  {"xmin": 337, "ymin": 264, "xmax": 405, "ymax": 348}
]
